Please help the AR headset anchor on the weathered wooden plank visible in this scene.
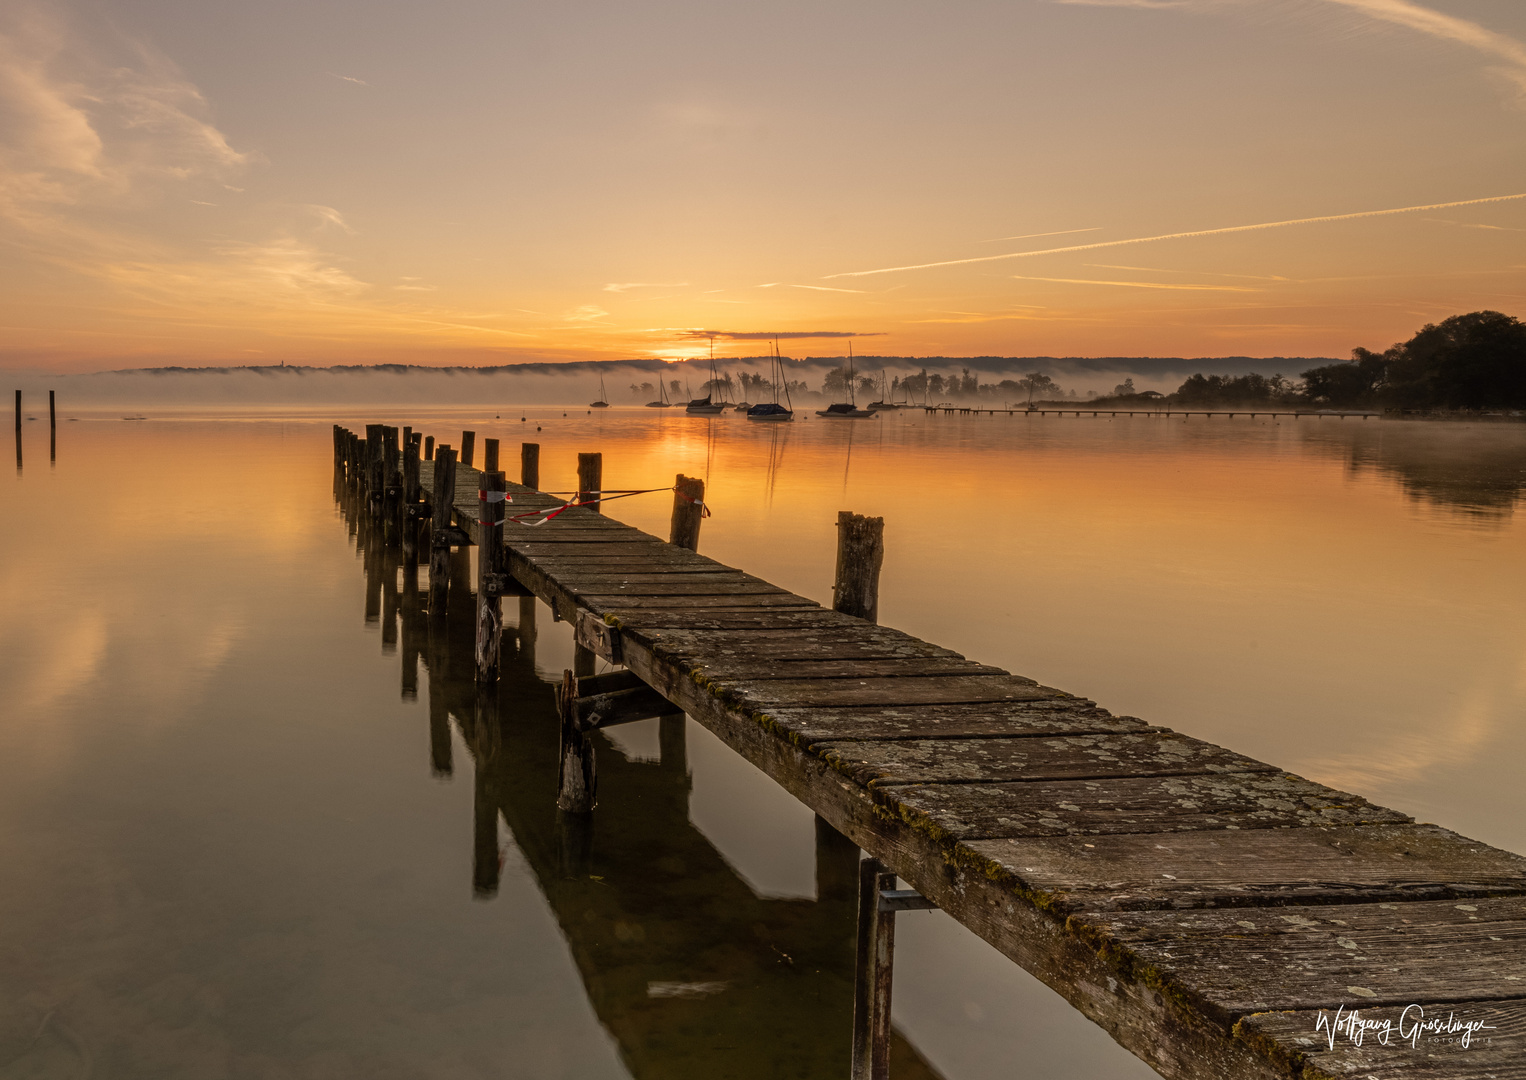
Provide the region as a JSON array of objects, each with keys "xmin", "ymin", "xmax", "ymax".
[
  {"xmin": 762, "ymin": 701, "xmax": 1144, "ymax": 743},
  {"xmin": 510, "ymin": 541, "xmax": 689, "ymax": 558},
  {"xmin": 1235, "ymin": 999, "xmax": 1526, "ymax": 1079},
  {"xmin": 687, "ymin": 656, "xmax": 1008, "ymax": 680},
  {"xmin": 815, "ymin": 732, "xmax": 1277, "ymax": 785},
  {"xmin": 708, "ymin": 673, "xmax": 1047, "ymax": 709},
  {"xmin": 613, "ymin": 609, "xmax": 905, "ymax": 631},
  {"xmin": 567, "ymin": 579, "xmax": 793, "ymax": 597},
  {"xmin": 965, "ymin": 825, "xmax": 1526, "ymax": 913},
  {"xmin": 1084, "ymin": 897, "xmax": 1526, "ymax": 1020},
  {"xmin": 500, "ymin": 529, "xmax": 656, "ymax": 542},
  {"xmin": 891, "ymin": 772, "xmax": 1409, "ymax": 841},
  {"xmin": 642, "ymin": 627, "xmax": 969, "ymax": 661},
  {"xmin": 582, "ymin": 593, "xmax": 822, "ymax": 612}
]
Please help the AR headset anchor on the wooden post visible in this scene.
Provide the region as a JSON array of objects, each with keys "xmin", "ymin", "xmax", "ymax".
[
  {"xmin": 402, "ymin": 432, "xmax": 422, "ymax": 561},
  {"xmin": 429, "ymin": 446, "xmax": 457, "ymax": 616},
  {"xmin": 851, "ymin": 858, "xmax": 898, "ymax": 1080},
  {"xmin": 476, "ymin": 469, "xmax": 507, "ymax": 681},
  {"xmin": 461, "ymin": 430, "xmax": 475, "ymax": 468},
  {"xmin": 834, "ymin": 512, "xmax": 885, "ymax": 624},
  {"xmin": 49, "ymin": 390, "xmax": 55, "ymax": 463},
  {"xmin": 383, "ymin": 426, "xmax": 401, "ymax": 544},
  {"xmin": 670, "ymin": 474, "xmax": 704, "ymax": 551},
  {"xmin": 483, "ymin": 438, "xmax": 499, "ymax": 474},
  {"xmin": 424, "ymin": 435, "xmax": 434, "ymax": 461},
  {"xmin": 555, "ymin": 670, "xmax": 596, "ymax": 812},
  {"xmin": 577, "ymin": 452, "xmax": 602, "ymax": 513},
  {"xmin": 12, "ymin": 390, "xmax": 18, "ymax": 433},
  {"xmin": 521, "ymin": 442, "xmax": 540, "ymax": 490}
]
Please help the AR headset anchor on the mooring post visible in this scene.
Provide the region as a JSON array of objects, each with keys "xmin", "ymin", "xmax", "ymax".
[
  {"xmin": 577, "ymin": 452, "xmax": 602, "ymax": 513},
  {"xmin": 670, "ymin": 474, "xmax": 705, "ymax": 551},
  {"xmin": 402, "ymin": 432, "xmax": 422, "ymax": 561},
  {"xmin": 521, "ymin": 442, "xmax": 540, "ymax": 490},
  {"xmin": 428, "ymin": 445, "xmax": 457, "ymax": 617},
  {"xmin": 365, "ymin": 423, "xmax": 385, "ymax": 514},
  {"xmin": 461, "ymin": 430, "xmax": 476, "ymax": 468},
  {"xmin": 555, "ymin": 669, "xmax": 596, "ymax": 812},
  {"xmin": 475, "ymin": 469, "xmax": 507, "ymax": 681},
  {"xmin": 12, "ymin": 390, "xmax": 18, "ymax": 433},
  {"xmin": 852, "ymin": 858, "xmax": 898, "ymax": 1080},
  {"xmin": 483, "ymin": 438, "xmax": 499, "ymax": 474},
  {"xmin": 834, "ymin": 512, "xmax": 886, "ymax": 623},
  {"xmin": 49, "ymin": 391, "xmax": 55, "ymax": 462},
  {"xmin": 424, "ymin": 434, "xmax": 434, "ymax": 461}
]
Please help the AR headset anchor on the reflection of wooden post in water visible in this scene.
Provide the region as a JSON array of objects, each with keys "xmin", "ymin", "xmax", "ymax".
[
  {"xmin": 428, "ymin": 446, "xmax": 457, "ymax": 618},
  {"xmin": 517, "ymin": 595, "xmax": 537, "ymax": 668},
  {"xmin": 833, "ymin": 512, "xmax": 885, "ymax": 624},
  {"xmin": 816, "ymin": 814, "xmax": 860, "ymax": 903},
  {"xmin": 475, "ymin": 469, "xmax": 506, "ymax": 681},
  {"xmin": 460, "ymin": 429, "xmax": 475, "ymax": 468},
  {"xmin": 473, "ymin": 683, "xmax": 502, "ymax": 897},
  {"xmin": 400, "ymin": 561, "xmax": 422, "ymax": 699},
  {"xmin": 578, "ymin": 452, "xmax": 602, "ymax": 513},
  {"xmin": 659, "ymin": 714, "xmax": 686, "ymax": 776},
  {"xmin": 670, "ymin": 474, "xmax": 704, "ymax": 551},
  {"xmin": 521, "ymin": 442, "xmax": 539, "ymax": 490},
  {"xmin": 381, "ymin": 548, "xmax": 400, "ymax": 652}
]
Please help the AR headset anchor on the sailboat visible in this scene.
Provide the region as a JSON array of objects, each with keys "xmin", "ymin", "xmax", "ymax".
[
  {"xmin": 590, "ymin": 375, "xmax": 610, "ymax": 408},
  {"xmin": 816, "ymin": 342, "xmax": 876, "ymax": 419},
  {"xmin": 646, "ymin": 378, "xmax": 673, "ymax": 408},
  {"xmin": 686, "ymin": 349, "xmax": 726, "ymax": 415},
  {"xmin": 746, "ymin": 342, "xmax": 793, "ymax": 421},
  {"xmin": 866, "ymin": 369, "xmax": 902, "ymax": 412}
]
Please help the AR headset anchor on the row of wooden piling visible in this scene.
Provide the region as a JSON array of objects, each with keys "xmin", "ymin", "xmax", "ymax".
[{"xmin": 332, "ymin": 419, "xmax": 902, "ymax": 1078}]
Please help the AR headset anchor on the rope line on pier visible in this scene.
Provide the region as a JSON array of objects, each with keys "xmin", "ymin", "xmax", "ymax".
[{"xmin": 509, "ymin": 485, "xmax": 703, "ymax": 527}]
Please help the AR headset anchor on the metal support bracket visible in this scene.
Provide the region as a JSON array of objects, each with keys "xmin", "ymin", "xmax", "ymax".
[{"xmin": 852, "ymin": 860, "xmax": 939, "ymax": 1080}]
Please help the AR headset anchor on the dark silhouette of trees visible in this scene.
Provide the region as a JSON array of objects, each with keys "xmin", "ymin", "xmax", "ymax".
[
  {"xmin": 1301, "ymin": 311, "xmax": 1526, "ymax": 410},
  {"xmin": 1171, "ymin": 372, "xmax": 1297, "ymax": 407}
]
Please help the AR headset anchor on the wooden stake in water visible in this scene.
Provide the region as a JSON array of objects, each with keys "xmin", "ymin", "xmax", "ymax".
[
  {"xmin": 521, "ymin": 442, "xmax": 540, "ymax": 490},
  {"xmin": 670, "ymin": 474, "xmax": 704, "ymax": 552},
  {"xmin": 49, "ymin": 391, "xmax": 55, "ymax": 463},
  {"xmin": 833, "ymin": 511, "xmax": 885, "ymax": 624},
  {"xmin": 483, "ymin": 438, "xmax": 500, "ymax": 473},
  {"xmin": 423, "ymin": 435, "xmax": 434, "ymax": 461},
  {"xmin": 851, "ymin": 858, "xmax": 898, "ymax": 1080},
  {"xmin": 461, "ymin": 430, "xmax": 476, "ymax": 468},
  {"xmin": 578, "ymin": 452, "xmax": 602, "ymax": 514},
  {"xmin": 402, "ymin": 432, "xmax": 422, "ymax": 561}
]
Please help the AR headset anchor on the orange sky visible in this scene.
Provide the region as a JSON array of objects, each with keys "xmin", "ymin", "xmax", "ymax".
[{"xmin": 2, "ymin": 0, "xmax": 1525, "ymax": 372}]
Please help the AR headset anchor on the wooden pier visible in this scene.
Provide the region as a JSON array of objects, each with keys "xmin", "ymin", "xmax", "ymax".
[
  {"xmin": 334, "ymin": 424, "xmax": 1526, "ymax": 1080},
  {"xmin": 919, "ymin": 406, "xmax": 1382, "ymax": 419}
]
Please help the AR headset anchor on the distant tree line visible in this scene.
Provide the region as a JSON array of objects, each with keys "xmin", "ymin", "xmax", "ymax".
[{"xmin": 1092, "ymin": 311, "xmax": 1525, "ymax": 412}]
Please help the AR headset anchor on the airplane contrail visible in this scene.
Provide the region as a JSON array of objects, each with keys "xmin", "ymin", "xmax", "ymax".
[{"xmin": 824, "ymin": 192, "xmax": 1526, "ymax": 279}]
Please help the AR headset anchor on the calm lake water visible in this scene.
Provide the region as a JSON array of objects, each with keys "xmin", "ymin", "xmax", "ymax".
[{"xmin": 3, "ymin": 409, "xmax": 1523, "ymax": 1079}]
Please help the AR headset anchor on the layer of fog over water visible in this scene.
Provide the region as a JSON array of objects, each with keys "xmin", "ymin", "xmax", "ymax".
[{"xmin": 3, "ymin": 406, "xmax": 1523, "ymax": 1079}]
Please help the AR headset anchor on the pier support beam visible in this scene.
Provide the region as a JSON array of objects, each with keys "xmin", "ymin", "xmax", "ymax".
[
  {"xmin": 670, "ymin": 474, "xmax": 704, "ymax": 551},
  {"xmin": 834, "ymin": 511, "xmax": 885, "ymax": 624},
  {"xmin": 555, "ymin": 670, "xmax": 597, "ymax": 813},
  {"xmin": 852, "ymin": 858, "xmax": 937, "ymax": 1080}
]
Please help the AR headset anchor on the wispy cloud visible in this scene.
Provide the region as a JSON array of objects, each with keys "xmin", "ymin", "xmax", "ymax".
[
  {"xmin": 1086, "ymin": 263, "xmax": 1291, "ymax": 280},
  {"xmin": 1321, "ymin": 0, "xmax": 1526, "ymax": 95},
  {"xmin": 825, "ymin": 192, "xmax": 1526, "ymax": 278},
  {"xmin": 1012, "ymin": 274, "xmax": 1259, "ymax": 291},
  {"xmin": 979, "ymin": 226, "xmax": 1104, "ymax": 244},
  {"xmin": 757, "ymin": 282, "xmax": 866, "ymax": 293},
  {"xmin": 308, "ymin": 204, "xmax": 354, "ymax": 233},
  {"xmin": 671, "ymin": 329, "xmax": 881, "ymax": 341},
  {"xmin": 1057, "ymin": 1, "xmax": 1190, "ymax": 10},
  {"xmin": 603, "ymin": 281, "xmax": 689, "ymax": 292},
  {"xmin": 327, "ymin": 72, "xmax": 368, "ymax": 86},
  {"xmin": 564, "ymin": 305, "xmax": 609, "ymax": 322}
]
